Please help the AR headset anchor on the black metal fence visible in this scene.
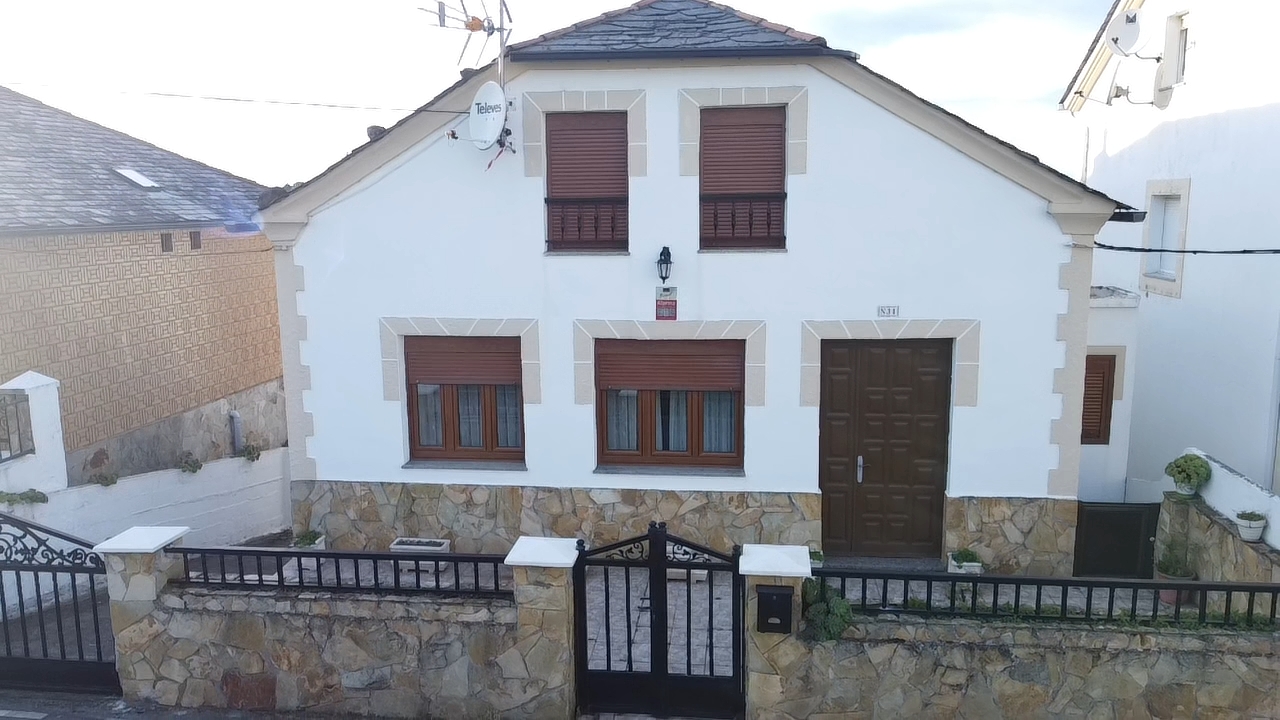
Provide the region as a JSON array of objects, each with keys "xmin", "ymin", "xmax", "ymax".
[
  {"xmin": 0, "ymin": 512, "xmax": 118, "ymax": 693},
  {"xmin": 167, "ymin": 546, "xmax": 513, "ymax": 597},
  {"xmin": 812, "ymin": 567, "xmax": 1280, "ymax": 628}
]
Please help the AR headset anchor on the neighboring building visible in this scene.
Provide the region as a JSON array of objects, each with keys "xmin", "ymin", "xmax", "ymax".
[
  {"xmin": 0, "ymin": 86, "xmax": 284, "ymax": 485},
  {"xmin": 1063, "ymin": 0, "xmax": 1280, "ymax": 494},
  {"xmin": 263, "ymin": 0, "xmax": 1133, "ymax": 575}
]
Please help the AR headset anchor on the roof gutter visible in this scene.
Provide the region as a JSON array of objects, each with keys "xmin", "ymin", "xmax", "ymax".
[
  {"xmin": 1109, "ymin": 209, "xmax": 1147, "ymax": 223},
  {"xmin": 508, "ymin": 46, "xmax": 857, "ymax": 63}
]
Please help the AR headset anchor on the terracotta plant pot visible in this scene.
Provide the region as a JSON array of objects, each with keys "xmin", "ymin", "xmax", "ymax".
[{"xmin": 1155, "ymin": 569, "xmax": 1196, "ymax": 605}]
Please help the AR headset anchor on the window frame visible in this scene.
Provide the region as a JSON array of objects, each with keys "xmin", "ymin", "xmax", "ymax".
[
  {"xmin": 1139, "ymin": 178, "xmax": 1191, "ymax": 298},
  {"xmin": 544, "ymin": 110, "xmax": 630, "ymax": 253},
  {"xmin": 1081, "ymin": 354, "xmax": 1117, "ymax": 446},
  {"xmin": 596, "ymin": 388, "xmax": 744, "ymax": 468},
  {"xmin": 698, "ymin": 105, "xmax": 788, "ymax": 250},
  {"xmin": 407, "ymin": 383, "xmax": 525, "ymax": 462}
]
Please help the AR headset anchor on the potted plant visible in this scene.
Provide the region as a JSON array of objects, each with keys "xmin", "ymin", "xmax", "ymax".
[
  {"xmin": 1234, "ymin": 511, "xmax": 1268, "ymax": 542},
  {"xmin": 948, "ymin": 548, "xmax": 984, "ymax": 575},
  {"xmin": 809, "ymin": 547, "xmax": 824, "ymax": 569},
  {"xmin": 293, "ymin": 529, "xmax": 326, "ymax": 550},
  {"xmin": 1155, "ymin": 539, "xmax": 1195, "ymax": 605},
  {"xmin": 1165, "ymin": 453, "xmax": 1211, "ymax": 497}
]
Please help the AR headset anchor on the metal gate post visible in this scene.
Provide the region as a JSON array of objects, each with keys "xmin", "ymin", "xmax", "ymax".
[
  {"xmin": 572, "ymin": 539, "xmax": 588, "ymax": 715},
  {"xmin": 648, "ymin": 521, "xmax": 669, "ymax": 706}
]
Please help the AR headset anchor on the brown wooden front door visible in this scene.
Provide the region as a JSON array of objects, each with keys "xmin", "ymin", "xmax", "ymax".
[{"xmin": 820, "ymin": 339, "xmax": 953, "ymax": 558}]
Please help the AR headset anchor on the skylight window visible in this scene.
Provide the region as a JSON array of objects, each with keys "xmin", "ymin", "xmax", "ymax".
[{"xmin": 113, "ymin": 167, "xmax": 159, "ymax": 189}]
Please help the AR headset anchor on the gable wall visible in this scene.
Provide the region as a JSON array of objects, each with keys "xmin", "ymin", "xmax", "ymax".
[{"xmin": 289, "ymin": 63, "xmax": 1078, "ymax": 499}]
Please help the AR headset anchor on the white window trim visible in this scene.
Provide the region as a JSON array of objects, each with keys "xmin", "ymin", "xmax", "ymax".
[
  {"xmin": 521, "ymin": 90, "xmax": 646, "ymax": 179},
  {"xmin": 1139, "ymin": 178, "xmax": 1191, "ymax": 298},
  {"xmin": 1154, "ymin": 11, "xmax": 1190, "ymax": 107}
]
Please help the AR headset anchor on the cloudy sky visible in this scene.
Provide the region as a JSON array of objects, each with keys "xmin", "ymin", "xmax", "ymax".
[{"xmin": 0, "ymin": 0, "xmax": 1110, "ymax": 187}]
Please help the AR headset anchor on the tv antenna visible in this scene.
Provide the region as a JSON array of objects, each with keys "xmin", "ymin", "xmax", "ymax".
[{"xmin": 425, "ymin": 1, "xmax": 514, "ymax": 81}]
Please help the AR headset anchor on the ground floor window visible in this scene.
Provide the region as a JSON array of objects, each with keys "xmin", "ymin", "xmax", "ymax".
[
  {"xmin": 596, "ymin": 339, "xmax": 744, "ymax": 468},
  {"xmin": 405, "ymin": 337, "xmax": 523, "ymax": 461}
]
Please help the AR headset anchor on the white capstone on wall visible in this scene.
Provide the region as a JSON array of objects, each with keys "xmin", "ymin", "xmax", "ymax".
[
  {"xmin": 294, "ymin": 63, "xmax": 1077, "ymax": 499},
  {"xmin": 1078, "ymin": 0, "xmax": 1280, "ymax": 491}
]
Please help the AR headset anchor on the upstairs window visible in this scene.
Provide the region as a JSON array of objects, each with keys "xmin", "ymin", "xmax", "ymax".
[
  {"xmin": 595, "ymin": 340, "xmax": 744, "ymax": 469},
  {"xmin": 1145, "ymin": 194, "xmax": 1183, "ymax": 279},
  {"xmin": 545, "ymin": 112, "xmax": 628, "ymax": 252},
  {"xmin": 404, "ymin": 337, "xmax": 523, "ymax": 462},
  {"xmin": 700, "ymin": 106, "xmax": 786, "ymax": 249}
]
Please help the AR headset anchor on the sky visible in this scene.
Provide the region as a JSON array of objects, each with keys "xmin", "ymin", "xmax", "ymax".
[{"xmin": 0, "ymin": 0, "xmax": 1111, "ymax": 188}]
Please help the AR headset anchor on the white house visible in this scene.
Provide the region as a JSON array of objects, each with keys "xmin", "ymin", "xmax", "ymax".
[
  {"xmin": 261, "ymin": 0, "xmax": 1133, "ymax": 576},
  {"xmin": 1063, "ymin": 0, "xmax": 1280, "ymax": 495}
]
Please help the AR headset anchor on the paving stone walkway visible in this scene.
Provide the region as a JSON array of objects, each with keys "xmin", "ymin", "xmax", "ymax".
[{"xmin": 582, "ymin": 565, "xmax": 735, "ymax": 677}]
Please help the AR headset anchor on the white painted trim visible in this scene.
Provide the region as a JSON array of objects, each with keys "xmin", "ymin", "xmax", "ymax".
[
  {"xmin": 739, "ymin": 544, "xmax": 811, "ymax": 578},
  {"xmin": 94, "ymin": 526, "xmax": 189, "ymax": 554},
  {"xmin": 1139, "ymin": 178, "xmax": 1192, "ymax": 298},
  {"xmin": 504, "ymin": 536, "xmax": 580, "ymax": 568}
]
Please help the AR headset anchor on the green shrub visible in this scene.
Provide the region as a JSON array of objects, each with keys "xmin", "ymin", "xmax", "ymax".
[
  {"xmin": 1156, "ymin": 538, "xmax": 1193, "ymax": 577},
  {"xmin": 951, "ymin": 548, "xmax": 981, "ymax": 565},
  {"xmin": 240, "ymin": 443, "xmax": 262, "ymax": 462},
  {"xmin": 294, "ymin": 530, "xmax": 322, "ymax": 548},
  {"xmin": 0, "ymin": 489, "xmax": 49, "ymax": 505},
  {"xmin": 1237, "ymin": 510, "xmax": 1266, "ymax": 522},
  {"xmin": 800, "ymin": 578, "xmax": 853, "ymax": 641},
  {"xmin": 177, "ymin": 452, "xmax": 203, "ymax": 474},
  {"xmin": 1165, "ymin": 454, "xmax": 1211, "ymax": 493},
  {"xmin": 89, "ymin": 473, "xmax": 119, "ymax": 487}
]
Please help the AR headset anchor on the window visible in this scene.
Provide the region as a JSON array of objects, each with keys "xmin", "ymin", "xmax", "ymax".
[
  {"xmin": 404, "ymin": 337, "xmax": 523, "ymax": 462},
  {"xmin": 700, "ymin": 106, "xmax": 786, "ymax": 249},
  {"xmin": 1145, "ymin": 195, "xmax": 1182, "ymax": 278},
  {"xmin": 1081, "ymin": 354, "xmax": 1116, "ymax": 445},
  {"xmin": 1159, "ymin": 13, "xmax": 1189, "ymax": 89},
  {"xmin": 595, "ymin": 340, "xmax": 744, "ymax": 468},
  {"xmin": 189, "ymin": 230, "xmax": 201, "ymax": 250},
  {"xmin": 160, "ymin": 232, "xmax": 173, "ymax": 253},
  {"xmin": 545, "ymin": 112, "xmax": 628, "ymax": 252}
]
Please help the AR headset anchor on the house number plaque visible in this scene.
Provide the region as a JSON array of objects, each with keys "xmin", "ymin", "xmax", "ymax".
[{"xmin": 877, "ymin": 305, "xmax": 900, "ymax": 318}]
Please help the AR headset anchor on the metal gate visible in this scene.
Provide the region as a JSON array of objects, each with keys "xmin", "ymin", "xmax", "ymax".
[
  {"xmin": 0, "ymin": 512, "xmax": 119, "ymax": 693},
  {"xmin": 1073, "ymin": 502, "xmax": 1161, "ymax": 579},
  {"xmin": 573, "ymin": 521, "xmax": 743, "ymax": 718}
]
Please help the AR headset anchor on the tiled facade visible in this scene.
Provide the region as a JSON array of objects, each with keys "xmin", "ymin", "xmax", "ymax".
[{"xmin": 0, "ymin": 227, "xmax": 281, "ymax": 452}]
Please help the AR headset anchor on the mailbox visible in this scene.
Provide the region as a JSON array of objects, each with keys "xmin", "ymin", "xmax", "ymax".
[{"xmin": 756, "ymin": 585, "xmax": 794, "ymax": 634}]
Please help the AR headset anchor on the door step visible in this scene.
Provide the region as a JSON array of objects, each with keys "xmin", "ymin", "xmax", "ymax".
[{"xmin": 822, "ymin": 556, "xmax": 945, "ymax": 572}]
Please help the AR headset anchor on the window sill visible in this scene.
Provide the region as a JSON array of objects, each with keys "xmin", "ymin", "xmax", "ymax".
[
  {"xmin": 698, "ymin": 247, "xmax": 787, "ymax": 254},
  {"xmin": 594, "ymin": 465, "xmax": 745, "ymax": 478},
  {"xmin": 1143, "ymin": 271, "xmax": 1177, "ymax": 282},
  {"xmin": 544, "ymin": 250, "xmax": 630, "ymax": 257},
  {"xmin": 403, "ymin": 459, "xmax": 527, "ymax": 472}
]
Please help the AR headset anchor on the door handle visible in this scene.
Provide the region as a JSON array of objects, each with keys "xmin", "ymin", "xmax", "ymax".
[{"xmin": 856, "ymin": 455, "xmax": 864, "ymax": 484}]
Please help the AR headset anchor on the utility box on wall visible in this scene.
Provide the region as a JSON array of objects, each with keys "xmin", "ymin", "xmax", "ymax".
[{"xmin": 756, "ymin": 585, "xmax": 794, "ymax": 634}]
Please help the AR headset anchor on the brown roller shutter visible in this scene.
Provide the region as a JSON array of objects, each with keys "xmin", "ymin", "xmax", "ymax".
[
  {"xmin": 595, "ymin": 340, "xmax": 744, "ymax": 391},
  {"xmin": 404, "ymin": 336, "xmax": 521, "ymax": 385},
  {"xmin": 1081, "ymin": 354, "xmax": 1116, "ymax": 444},
  {"xmin": 546, "ymin": 112, "xmax": 628, "ymax": 198},
  {"xmin": 700, "ymin": 106, "xmax": 786, "ymax": 195}
]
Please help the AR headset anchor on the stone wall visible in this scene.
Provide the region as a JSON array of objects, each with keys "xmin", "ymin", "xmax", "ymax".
[
  {"xmin": 293, "ymin": 480, "xmax": 820, "ymax": 554},
  {"xmin": 748, "ymin": 613, "xmax": 1280, "ymax": 719},
  {"xmin": 0, "ymin": 227, "xmax": 281, "ymax": 453},
  {"xmin": 945, "ymin": 496, "xmax": 1077, "ymax": 576},
  {"xmin": 66, "ymin": 378, "xmax": 286, "ymax": 485},
  {"xmin": 1158, "ymin": 493, "xmax": 1280, "ymax": 584},
  {"xmin": 107, "ymin": 560, "xmax": 574, "ymax": 717}
]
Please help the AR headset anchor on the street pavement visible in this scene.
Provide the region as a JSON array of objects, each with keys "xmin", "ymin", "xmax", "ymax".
[{"xmin": 0, "ymin": 691, "xmax": 360, "ymax": 719}]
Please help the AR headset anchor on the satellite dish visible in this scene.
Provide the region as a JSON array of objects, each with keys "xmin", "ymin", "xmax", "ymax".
[
  {"xmin": 1105, "ymin": 10, "xmax": 1142, "ymax": 56},
  {"xmin": 468, "ymin": 81, "xmax": 507, "ymax": 150}
]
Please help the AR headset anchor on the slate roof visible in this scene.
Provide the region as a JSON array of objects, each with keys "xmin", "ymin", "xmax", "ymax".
[
  {"xmin": 508, "ymin": 0, "xmax": 854, "ymax": 61},
  {"xmin": 0, "ymin": 85, "xmax": 264, "ymax": 234}
]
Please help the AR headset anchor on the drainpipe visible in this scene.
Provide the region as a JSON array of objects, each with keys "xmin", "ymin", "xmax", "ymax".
[{"xmin": 229, "ymin": 411, "xmax": 244, "ymax": 454}]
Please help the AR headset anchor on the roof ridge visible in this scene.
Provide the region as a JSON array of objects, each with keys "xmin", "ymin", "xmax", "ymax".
[
  {"xmin": 0, "ymin": 84, "xmax": 266, "ymax": 190},
  {"xmin": 507, "ymin": 0, "xmax": 829, "ymax": 54}
]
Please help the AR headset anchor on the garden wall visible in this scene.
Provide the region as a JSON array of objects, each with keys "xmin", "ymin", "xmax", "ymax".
[{"xmin": 747, "ymin": 578, "xmax": 1280, "ymax": 719}]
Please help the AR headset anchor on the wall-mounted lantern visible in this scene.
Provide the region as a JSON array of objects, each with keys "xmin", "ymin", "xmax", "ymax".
[{"xmin": 656, "ymin": 246, "xmax": 673, "ymax": 285}]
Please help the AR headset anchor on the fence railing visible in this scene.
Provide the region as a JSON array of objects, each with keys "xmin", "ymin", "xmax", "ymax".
[
  {"xmin": 166, "ymin": 546, "xmax": 513, "ymax": 597},
  {"xmin": 699, "ymin": 192, "xmax": 786, "ymax": 249},
  {"xmin": 0, "ymin": 391, "xmax": 35, "ymax": 463},
  {"xmin": 546, "ymin": 197, "xmax": 628, "ymax": 251},
  {"xmin": 812, "ymin": 568, "xmax": 1280, "ymax": 628}
]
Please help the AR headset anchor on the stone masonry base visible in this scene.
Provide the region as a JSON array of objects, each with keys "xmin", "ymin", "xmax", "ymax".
[
  {"xmin": 944, "ymin": 496, "xmax": 1077, "ymax": 576},
  {"xmin": 292, "ymin": 480, "xmax": 821, "ymax": 554}
]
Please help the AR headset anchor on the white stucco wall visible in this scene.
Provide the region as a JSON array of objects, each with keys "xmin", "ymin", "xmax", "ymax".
[
  {"xmin": 0, "ymin": 372, "xmax": 67, "ymax": 495},
  {"xmin": 292, "ymin": 63, "xmax": 1081, "ymax": 499},
  {"xmin": 1078, "ymin": 0, "xmax": 1280, "ymax": 491},
  {"xmin": 1080, "ymin": 296, "xmax": 1140, "ymax": 502}
]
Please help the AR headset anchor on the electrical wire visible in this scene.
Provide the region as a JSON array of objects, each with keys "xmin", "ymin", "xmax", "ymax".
[
  {"xmin": 1092, "ymin": 242, "xmax": 1280, "ymax": 256},
  {"xmin": 2, "ymin": 82, "xmax": 468, "ymax": 114}
]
